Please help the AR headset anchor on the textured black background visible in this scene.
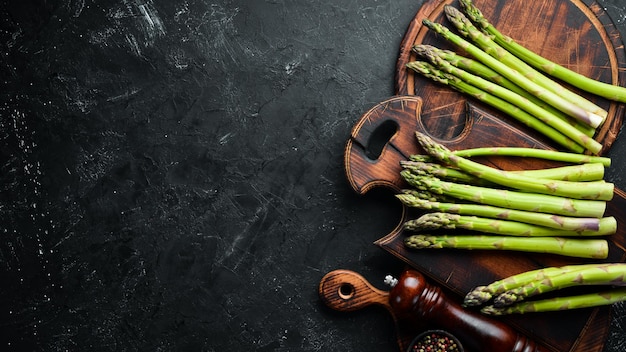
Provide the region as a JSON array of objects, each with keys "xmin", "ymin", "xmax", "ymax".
[{"xmin": 2, "ymin": 0, "xmax": 626, "ymax": 351}]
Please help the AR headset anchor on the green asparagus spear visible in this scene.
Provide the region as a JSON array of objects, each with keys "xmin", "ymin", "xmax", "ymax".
[
  {"xmin": 444, "ymin": 5, "xmax": 607, "ymax": 119},
  {"xmin": 507, "ymin": 163, "xmax": 604, "ymax": 182},
  {"xmin": 404, "ymin": 234, "xmax": 608, "ymax": 259},
  {"xmin": 403, "ymin": 212, "xmax": 616, "ymax": 237},
  {"xmin": 402, "ymin": 159, "xmax": 605, "ymax": 182},
  {"xmin": 396, "ymin": 193, "xmax": 614, "ymax": 231},
  {"xmin": 412, "ymin": 44, "xmax": 596, "ymax": 137},
  {"xmin": 494, "ymin": 263, "xmax": 626, "ymax": 306},
  {"xmin": 400, "ymin": 172, "xmax": 607, "ymax": 218},
  {"xmin": 416, "ymin": 46, "xmax": 602, "ymax": 154},
  {"xmin": 407, "ymin": 61, "xmax": 585, "ymax": 153},
  {"xmin": 409, "ymin": 154, "xmax": 436, "ymax": 163},
  {"xmin": 481, "ymin": 288, "xmax": 626, "ymax": 315},
  {"xmin": 401, "ymin": 153, "xmax": 611, "ymax": 181},
  {"xmin": 401, "ymin": 161, "xmax": 493, "ymax": 186},
  {"xmin": 463, "ymin": 265, "xmax": 600, "ymax": 306},
  {"xmin": 401, "ymin": 189, "xmax": 443, "ymax": 202},
  {"xmin": 451, "ymin": 147, "xmax": 611, "ymax": 167},
  {"xmin": 422, "ymin": 19, "xmax": 604, "ymax": 128},
  {"xmin": 413, "ymin": 45, "xmax": 512, "ymax": 87},
  {"xmin": 459, "ymin": 0, "xmax": 626, "ymax": 103},
  {"xmin": 415, "ymin": 131, "xmax": 614, "ymax": 200}
]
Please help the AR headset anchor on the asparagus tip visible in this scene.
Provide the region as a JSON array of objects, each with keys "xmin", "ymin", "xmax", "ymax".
[
  {"xmin": 463, "ymin": 286, "xmax": 493, "ymax": 306},
  {"xmin": 404, "ymin": 235, "xmax": 438, "ymax": 249},
  {"xmin": 480, "ymin": 305, "xmax": 504, "ymax": 316},
  {"xmin": 458, "ymin": 0, "xmax": 484, "ymax": 24},
  {"xmin": 493, "ymin": 292, "xmax": 521, "ymax": 307}
]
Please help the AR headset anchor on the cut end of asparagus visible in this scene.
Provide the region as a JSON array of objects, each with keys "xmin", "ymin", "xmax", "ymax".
[{"xmin": 587, "ymin": 111, "xmax": 605, "ymax": 129}]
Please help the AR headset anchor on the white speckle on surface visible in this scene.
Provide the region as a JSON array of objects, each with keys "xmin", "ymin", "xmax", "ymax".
[
  {"xmin": 285, "ymin": 61, "xmax": 300, "ymax": 75},
  {"xmin": 107, "ymin": 87, "xmax": 141, "ymax": 102},
  {"xmin": 136, "ymin": 2, "xmax": 166, "ymax": 40},
  {"xmin": 219, "ymin": 132, "xmax": 234, "ymax": 145},
  {"xmin": 89, "ymin": 0, "xmax": 166, "ymax": 57},
  {"xmin": 68, "ymin": 0, "xmax": 86, "ymax": 18},
  {"xmin": 125, "ymin": 33, "xmax": 143, "ymax": 57}
]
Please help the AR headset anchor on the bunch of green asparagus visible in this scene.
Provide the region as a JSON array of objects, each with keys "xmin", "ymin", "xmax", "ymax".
[
  {"xmin": 399, "ymin": 131, "xmax": 616, "ymax": 259},
  {"xmin": 463, "ymin": 263, "xmax": 626, "ymax": 315},
  {"xmin": 406, "ymin": 0, "xmax": 626, "ymax": 155}
]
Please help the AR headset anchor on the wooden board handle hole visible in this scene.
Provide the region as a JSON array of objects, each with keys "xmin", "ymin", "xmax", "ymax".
[
  {"xmin": 364, "ymin": 119, "xmax": 398, "ymax": 161},
  {"xmin": 338, "ymin": 283, "xmax": 355, "ymax": 300}
]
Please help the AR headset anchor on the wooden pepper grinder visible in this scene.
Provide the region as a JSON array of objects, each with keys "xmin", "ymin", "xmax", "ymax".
[{"xmin": 319, "ymin": 268, "xmax": 551, "ymax": 352}]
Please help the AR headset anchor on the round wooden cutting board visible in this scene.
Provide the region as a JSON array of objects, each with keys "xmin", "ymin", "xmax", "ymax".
[{"xmin": 395, "ymin": 0, "xmax": 626, "ymax": 155}]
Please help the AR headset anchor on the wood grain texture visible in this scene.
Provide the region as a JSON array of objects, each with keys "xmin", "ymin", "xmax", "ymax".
[{"xmin": 395, "ymin": 0, "xmax": 626, "ymax": 154}]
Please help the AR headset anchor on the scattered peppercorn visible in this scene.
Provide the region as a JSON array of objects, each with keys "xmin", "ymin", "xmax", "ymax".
[{"xmin": 410, "ymin": 331, "xmax": 461, "ymax": 352}]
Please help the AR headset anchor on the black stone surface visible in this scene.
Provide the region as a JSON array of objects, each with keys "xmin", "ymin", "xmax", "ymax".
[{"xmin": 2, "ymin": 0, "xmax": 626, "ymax": 351}]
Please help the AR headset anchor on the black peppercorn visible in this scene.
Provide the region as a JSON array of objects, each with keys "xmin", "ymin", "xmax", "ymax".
[{"xmin": 408, "ymin": 330, "xmax": 462, "ymax": 352}]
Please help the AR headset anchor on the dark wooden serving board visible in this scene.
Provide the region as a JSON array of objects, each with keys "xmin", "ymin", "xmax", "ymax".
[
  {"xmin": 341, "ymin": 1, "xmax": 626, "ymax": 351},
  {"xmin": 345, "ymin": 96, "xmax": 626, "ymax": 352}
]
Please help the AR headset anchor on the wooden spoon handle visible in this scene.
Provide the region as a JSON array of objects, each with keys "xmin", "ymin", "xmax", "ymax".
[{"xmin": 318, "ymin": 269, "xmax": 391, "ymax": 313}]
